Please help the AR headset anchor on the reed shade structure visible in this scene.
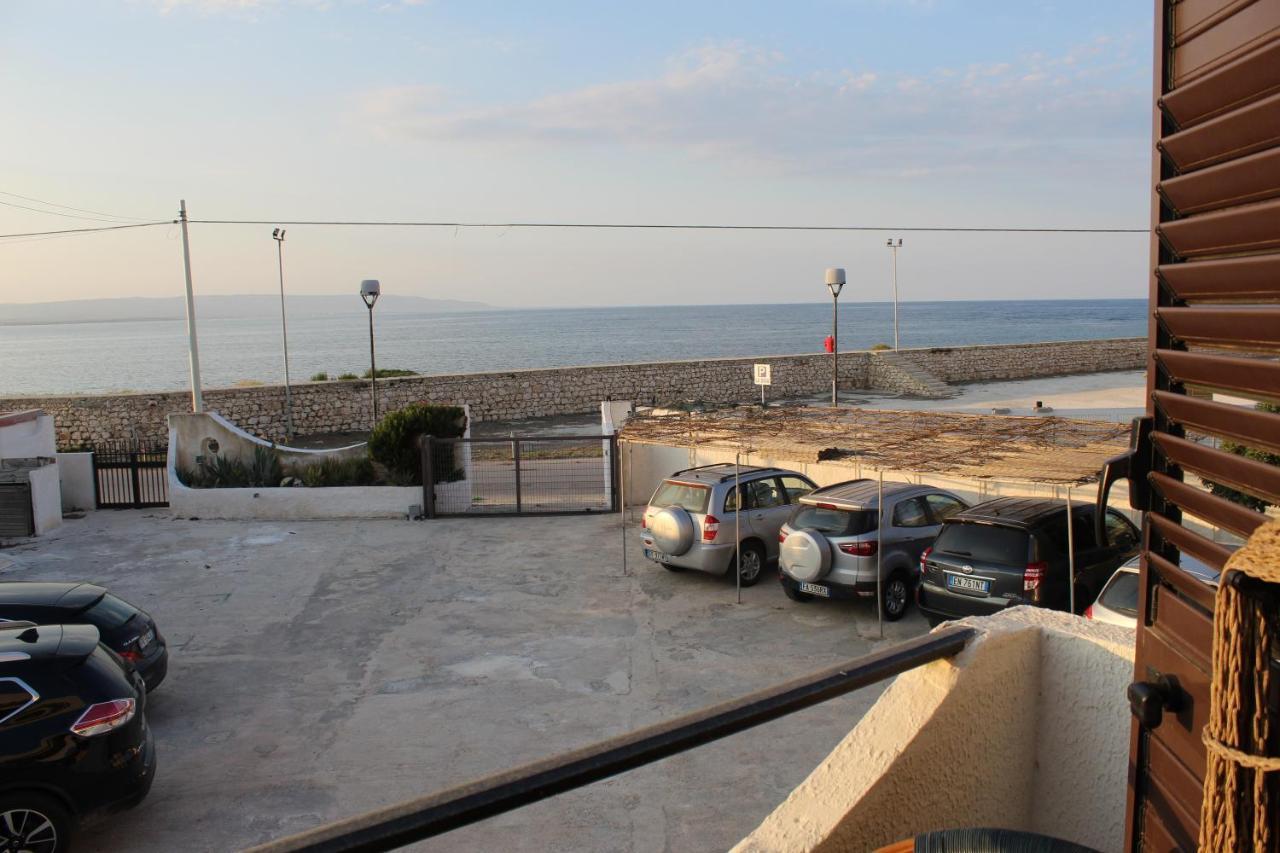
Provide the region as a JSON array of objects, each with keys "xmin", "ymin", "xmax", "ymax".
[
  {"xmin": 1199, "ymin": 520, "xmax": 1280, "ymax": 853},
  {"xmin": 619, "ymin": 406, "xmax": 1131, "ymax": 486}
]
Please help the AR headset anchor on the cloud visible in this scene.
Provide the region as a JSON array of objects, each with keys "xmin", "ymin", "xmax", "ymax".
[{"xmin": 361, "ymin": 38, "xmax": 1148, "ymax": 180}]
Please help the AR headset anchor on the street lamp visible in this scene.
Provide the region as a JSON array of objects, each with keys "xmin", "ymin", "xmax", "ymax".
[
  {"xmin": 272, "ymin": 228, "xmax": 294, "ymax": 439},
  {"xmin": 887, "ymin": 238, "xmax": 903, "ymax": 350},
  {"xmin": 360, "ymin": 279, "xmax": 381, "ymax": 426},
  {"xmin": 825, "ymin": 268, "xmax": 845, "ymax": 407}
]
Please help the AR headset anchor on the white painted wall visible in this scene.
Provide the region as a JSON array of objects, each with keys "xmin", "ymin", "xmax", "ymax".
[
  {"xmin": 0, "ymin": 412, "xmax": 56, "ymax": 459},
  {"xmin": 27, "ymin": 463, "xmax": 62, "ymax": 534},
  {"xmin": 56, "ymin": 452, "xmax": 94, "ymax": 512},
  {"xmin": 733, "ymin": 608, "xmax": 1135, "ymax": 852}
]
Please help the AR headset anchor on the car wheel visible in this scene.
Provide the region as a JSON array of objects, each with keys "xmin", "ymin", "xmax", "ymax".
[
  {"xmin": 783, "ymin": 583, "xmax": 813, "ymax": 603},
  {"xmin": 661, "ymin": 562, "xmax": 685, "ymax": 573},
  {"xmin": 0, "ymin": 793, "xmax": 72, "ymax": 853},
  {"xmin": 733, "ymin": 542, "xmax": 767, "ymax": 587},
  {"xmin": 882, "ymin": 573, "xmax": 911, "ymax": 622}
]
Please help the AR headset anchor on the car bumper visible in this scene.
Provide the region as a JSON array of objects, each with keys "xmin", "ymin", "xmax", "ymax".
[
  {"xmin": 137, "ymin": 643, "xmax": 169, "ymax": 692},
  {"xmin": 916, "ymin": 579, "xmax": 1022, "ymax": 620},
  {"xmin": 81, "ymin": 720, "xmax": 157, "ymax": 824},
  {"xmin": 640, "ymin": 538, "xmax": 735, "ymax": 575},
  {"xmin": 779, "ymin": 572, "xmax": 875, "ymax": 600}
]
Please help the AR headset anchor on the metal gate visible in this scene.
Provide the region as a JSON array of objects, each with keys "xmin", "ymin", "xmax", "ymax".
[
  {"xmin": 0, "ymin": 483, "xmax": 34, "ymax": 537},
  {"xmin": 421, "ymin": 434, "xmax": 618, "ymax": 517},
  {"xmin": 93, "ymin": 442, "xmax": 170, "ymax": 509},
  {"xmin": 1098, "ymin": 4, "xmax": 1280, "ymax": 849}
]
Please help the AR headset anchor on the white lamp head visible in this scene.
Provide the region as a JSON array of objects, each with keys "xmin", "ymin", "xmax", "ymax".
[
  {"xmin": 360, "ymin": 279, "xmax": 381, "ymax": 307},
  {"xmin": 825, "ymin": 267, "xmax": 846, "ymax": 298}
]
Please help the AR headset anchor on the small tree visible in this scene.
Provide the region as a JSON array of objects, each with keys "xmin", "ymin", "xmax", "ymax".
[
  {"xmin": 1205, "ymin": 401, "xmax": 1279, "ymax": 512},
  {"xmin": 368, "ymin": 403, "xmax": 466, "ymax": 484}
]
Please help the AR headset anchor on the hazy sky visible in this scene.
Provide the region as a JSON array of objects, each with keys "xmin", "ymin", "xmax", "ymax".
[{"xmin": 0, "ymin": 1, "xmax": 1154, "ymax": 309}]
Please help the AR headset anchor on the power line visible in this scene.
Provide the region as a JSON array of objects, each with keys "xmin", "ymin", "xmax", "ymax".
[
  {"xmin": 189, "ymin": 218, "xmax": 1149, "ymax": 234},
  {"xmin": 0, "ymin": 221, "xmax": 174, "ymax": 240},
  {"xmin": 0, "ymin": 190, "xmax": 154, "ymax": 222},
  {"xmin": 0, "ymin": 197, "xmax": 146, "ymax": 224}
]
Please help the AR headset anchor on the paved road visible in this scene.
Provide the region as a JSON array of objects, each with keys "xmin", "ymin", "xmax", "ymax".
[{"xmin": 1, "ymin": 511, "xmax": 926, "ymax": 852}]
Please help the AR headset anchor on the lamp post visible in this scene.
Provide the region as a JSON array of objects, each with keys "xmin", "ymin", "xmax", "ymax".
[
  {"xmin": 272, "ymin": 228, "xmax": 294, "ymax": 439},
  {"xmin": 887, "ymin": 238, "xmax": 902, "ymax": 350},
  {"xmin": 360, "ymin": 279, "xmax": 381, "ymax": 426},
  {"xmin": 825, "ymin": 268, "xmax": 845, "ymax": 407}
]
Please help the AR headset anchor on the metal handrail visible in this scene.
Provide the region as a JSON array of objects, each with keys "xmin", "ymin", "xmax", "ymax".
[{"xmin": 249, "ymin": 625, "xmax": 976, "ymax": 853}]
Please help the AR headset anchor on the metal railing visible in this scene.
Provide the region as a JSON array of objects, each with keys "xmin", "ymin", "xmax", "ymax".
[{"xmin": 249, "ymin": 624, "xmax": 976, "ymax": 853}]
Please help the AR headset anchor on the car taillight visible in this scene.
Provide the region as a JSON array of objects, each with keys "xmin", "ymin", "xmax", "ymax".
[
  {"xmin": 1084, "ymin": 605, "xmax": 1095, "ymax": 620},
  {"xmin": 816, "ymin": 502, "xmax": 838, "ymax": 510},
  {"xmin": 920, "ymin": 546, "xmax": 933, "ymax": 572},
  {"xmin": 70, "ymin": 698, "xmax": 136, "ymax": 737},
  {"xmin": 778, "ymin": 531, "xmax": 788, "ymax": 543},
  {"xmin": 838, "ymin": 541, "xmax": 877, "ymax": 556},
  {"xmin": 641, "ymin": 516, "xmax": 647, "ymax": 529},
  {"xmin": 119, "ymin": 649, "xmax": 143, "ymax": 663},
  {"xmin": 702, "ymin": 515, "xmax": 720, "ymax": 541},
  {"xmin": 1024, "ymin": 561, "xmax": 1047, "ymax": 603}
]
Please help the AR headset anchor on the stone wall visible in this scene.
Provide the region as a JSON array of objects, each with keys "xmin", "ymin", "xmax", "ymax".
[{"xmin": 4, "ymin": 338, "xmax": 1143, "ymax": 448}]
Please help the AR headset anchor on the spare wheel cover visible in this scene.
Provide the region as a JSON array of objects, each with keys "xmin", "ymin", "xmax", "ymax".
[
  {"xmin": 651, "ymin": 507, "xmax": 695, "ymax": 556},
  {"xmin": 781, "ymin": 529, "xmax": 832, "ymax": 582}
]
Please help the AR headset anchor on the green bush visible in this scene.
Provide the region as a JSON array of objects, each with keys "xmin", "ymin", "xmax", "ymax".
[
  {"xmin": 368, "ymin": 403, "xmax": 466, "ymax": 484},
  {"xmin": 337, "ymin": 372, "xmax": 360, "ymax": 381},
  {"xmin": 177, "ymin": 446, "xmax": 282, "ymax": 488},
  {"xmin": 362, "ymin": 367, "xmax": 416, "ymax": 379},
  {"xmin": 870, "ymin": 343, "xmax": 892, "ymax": 351},
  {"xmin": 1205, "ymin": 401, "xmax": 1279, "ymax": 512},
  {"xmin": 248, "ymin": 445, "xmax": 283, "ymax": 487},
  {"xmin": 295, "ymin": 455, "xmax": 376, "ymax": 487},
  {"xmin": 310, "ymin": 371, "xmax": 330, "ymax": 382}
]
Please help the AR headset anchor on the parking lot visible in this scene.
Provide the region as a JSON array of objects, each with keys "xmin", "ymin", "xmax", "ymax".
[{"xmin": 1, "ymin": 511, "xmax": 927, "ymax": 852}]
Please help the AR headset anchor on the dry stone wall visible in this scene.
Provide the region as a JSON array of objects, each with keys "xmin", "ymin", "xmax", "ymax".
[{"xmin": 3, "ymin": 339, "xmax": 1143, "ymax": 448}]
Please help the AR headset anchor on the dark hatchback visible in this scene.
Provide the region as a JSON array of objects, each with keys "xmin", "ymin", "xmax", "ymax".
[
  {"xmin": 1, "ymin": 622, "xmax": 155, "ymax": 852},
  {"xmin": 917, "ymin": 498, "xmax": 1141, "ymax": 625},
  {"xmin": 0, "ymin": 584, "xmax": 167, "ymax": 692}
]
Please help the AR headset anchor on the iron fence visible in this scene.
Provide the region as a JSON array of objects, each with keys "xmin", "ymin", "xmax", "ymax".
[{"xmin": 92, "ymin": 441, "xmax": 169, "ymax": 509}]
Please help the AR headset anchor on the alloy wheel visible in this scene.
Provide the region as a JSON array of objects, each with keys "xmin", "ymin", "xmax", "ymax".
[
  {"xmin": 885, "ymin": 579, "xmax": 908, "ymax": 616},
  {"xmin": 739, "ymin": 549, "xmax": 763, "ymax": 582},
  {"xmin": 1, "ymin": 808, "xmax": 58, "ymax": 853}
]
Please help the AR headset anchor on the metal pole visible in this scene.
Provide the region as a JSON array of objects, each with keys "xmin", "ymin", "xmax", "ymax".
[
  {"xmin": 178, "ymin": 200, "xmax": 204, "ymax": 413},
  {"xmin": 891, "ymin": 242, "xmax": 900, "ymax": 351},
  {"xmin": 831, "ymin": 294, "xmax": 839, "ymax": 407},
  {"xmin": 877, "ymin": 471, "xmax": 884, "ymax": 638},
  {"xmin": 275, "ymin": 233, "xmax": 294, "ymax": 438},
  {"xmin": 620, "ymin": 442, "xmax": 628, "ymax": 577},
  {"xmin": 735, "ymin": 452, "xmax": 742, "ymax": 605},
  {"xmin": 1066, "ymin": 486, "xmax": 1076, "ymax": 615},
  {"xmin": 367, "ymin": 305, "xmax": 378, "ymax": 424}
]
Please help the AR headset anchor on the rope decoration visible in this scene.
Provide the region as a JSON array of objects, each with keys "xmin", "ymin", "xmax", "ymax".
[{"xmin": 1199, "ymin": 520, "xmax": 1280, "ymax": 853}]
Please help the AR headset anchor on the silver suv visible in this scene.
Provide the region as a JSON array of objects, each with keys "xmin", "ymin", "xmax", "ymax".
[
  {"xmin": 641, "ymin": 465, "xmax": 817, "ymax": 586},
  {"xmin": 778, "ymin": 480, "xmax": 968, "ymax": 620}
]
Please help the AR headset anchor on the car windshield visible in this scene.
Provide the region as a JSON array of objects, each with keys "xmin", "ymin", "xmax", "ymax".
[
  {"xmin": 790, "ymin": 505, "xmax": 877, "ymax": 536},
  {"xmin": 933, "ymin": 523, "xmax": 1028, "ymax": 565},
  {"xmin": 650, "ymin": 481, "xmax": 710, "ymax": 514},
  {"xmin": 1099, "ymin": 571, "xmax": 1140, "ymax": 617},
  {"xmin": 84, "ymin": 593, "xmax": 139, "ymax": 628}
]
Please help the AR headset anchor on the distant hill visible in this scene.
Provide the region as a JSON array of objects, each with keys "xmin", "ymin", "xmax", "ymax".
[{"xmin": 0, "ymin": 294, "xmax": 492, "ymax": 325}]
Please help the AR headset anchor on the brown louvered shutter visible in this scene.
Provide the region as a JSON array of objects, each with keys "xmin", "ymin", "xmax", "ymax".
[{"xmin": 1122, "ymin": 2, "xmax": 1280, "ymax": 849}]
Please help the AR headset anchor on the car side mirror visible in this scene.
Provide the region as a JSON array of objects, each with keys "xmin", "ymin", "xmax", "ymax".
[{"xmin": 1096, "ymin": 416, "xmax": 1153, "ymax": 547}]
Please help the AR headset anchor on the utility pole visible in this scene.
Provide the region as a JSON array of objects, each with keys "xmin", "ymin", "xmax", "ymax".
[
  {"xmin": 887, "ymin": 238, "xmax": 903, "ymax": 351},
  {"xmin": 179, "ymin": 200, "xmax": 204, "ymax": 413},
  {"xmin": 272, "ymin": 228, "xmax": 294, "ymax": 438},
  {"xmin": 825, "ymin": 268, "xmax": 845, "ymax": 406}
]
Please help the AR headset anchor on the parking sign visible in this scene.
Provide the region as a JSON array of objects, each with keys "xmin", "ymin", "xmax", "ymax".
[{"xmin": 753, "ymin": 363, "xmax": 771, "ymax": 386}]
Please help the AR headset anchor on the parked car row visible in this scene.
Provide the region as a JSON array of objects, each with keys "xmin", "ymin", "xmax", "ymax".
[
  {"xmin": 1, "ymin": 584, "xmax": 167, "ymax": 852},
  {"xmin": 642, "ymin": 465, "xmax": 1143, "ymax": 625}
]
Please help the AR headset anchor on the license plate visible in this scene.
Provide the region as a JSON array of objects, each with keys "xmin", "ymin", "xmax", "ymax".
[
  {"xmin": 798, "ymin": 582, "xmax": 830, "ymax": 597},
  {"xmin": 139, "ymin": 628, "xmax": 155, "ymax": 650},
  {"xmin": 644, "ymin": 549, "xmax": 668, "ymax": 563},
  {"xmin": 946, "ymin": 573, "xmax": 991, "ymax": 595}
]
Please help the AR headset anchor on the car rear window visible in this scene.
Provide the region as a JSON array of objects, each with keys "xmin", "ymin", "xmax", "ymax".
[
  {"xmin": 650, "ymin": 481, "xmax": 710, "ymax": 514},
  {"xmin": 84, "ymin": 593, "xmax": 138, "ymax": 628},
  {"xmin": 933, "ymin": 522, "xmax": 1028, "ymax": 566},
  {"xmin": 790, "ymin": 505, "xmax": 877, "ymax": 536},
  {"xmin": 1099, "ymin": 571, "xmax": 1139, "ymax": 617}
]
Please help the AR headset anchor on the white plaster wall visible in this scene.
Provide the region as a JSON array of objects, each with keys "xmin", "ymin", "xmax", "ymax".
[
  {"xmin": 734, "ymin": 609, "xmax": 1135, "ymax": 853},
  {"xmin": 169, "ymin": 411, "xmax": 366, "ymax": 474},
  {"xmin": 0, "ymin": 413, "xmax": 56, "ymax": 459},
  {"xmin": 168, "ymin": 471, "xmax": 422, "ymax": 520},
  {"xmin": 56, "ymin": 452, "xmax": 94, "ymax": 512},
  {"xmin": 27, "ymin": 463, "xmax": 62, "ymax": 534}
]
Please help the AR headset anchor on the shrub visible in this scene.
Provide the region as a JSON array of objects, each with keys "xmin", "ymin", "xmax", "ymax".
[
  {"xmin": 1205, "ymin": 401, "xmax": 1279, "ymax": 512},
  {"xmin": 178, "ymin": 446, "xmax": 282, "ymax": 488},
  {"xmin": 295, "ymin": 455, "xmax": 376, "ymax": 487},
  {"xmin": 870, "ymin": 343, "xmax": 892, "ymax": 351},
  {"xmin": 248, "ymin": 445, "xmax": 283, "ymax": 487},
  {"xmin": 337, "ymin": 372, "xmax": 360, "ymax": 381},
  {"xmin": 362, "ymin": 367, "xmax": 416, "ymax": 379},
  {"xmin": 368, "ymin": 403, "xmax": 466, "ymax": 484},
  {"xmin": 310, "ymin": 371, "xmax": 329, "ymax": 382}
]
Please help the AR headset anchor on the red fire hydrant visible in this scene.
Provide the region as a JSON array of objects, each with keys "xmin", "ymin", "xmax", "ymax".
[{"xmin": 823, "ymin": 335, "xmax": 835, "ymax": 353}]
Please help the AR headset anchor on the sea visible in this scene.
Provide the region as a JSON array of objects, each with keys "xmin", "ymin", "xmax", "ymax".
[{"xmin": 0, "ymin": 299, "xmax": 1147, "ymax": 397}]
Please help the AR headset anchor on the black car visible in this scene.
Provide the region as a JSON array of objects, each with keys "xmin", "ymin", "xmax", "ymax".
[
  {"xmin": 916, "ymin": 498, "xmax": 1141, "ymax": 626},
  {"xmin": 1, "ymin": 622, "xmax": 155, "ymax": 852},
  {"xmin": 0, "ymin": 584, "xmax": 167, "ymax": 692}
]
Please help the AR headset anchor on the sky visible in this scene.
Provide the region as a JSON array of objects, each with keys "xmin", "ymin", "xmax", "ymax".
[{"xmin": 0, "ymin": 1, "xmax": 1155, "ymax": 309}]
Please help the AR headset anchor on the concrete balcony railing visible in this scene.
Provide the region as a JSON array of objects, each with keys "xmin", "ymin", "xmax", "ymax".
[{"xmin": 734, "ymin": 608, "xmax": 1136, "ymax": 853}]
